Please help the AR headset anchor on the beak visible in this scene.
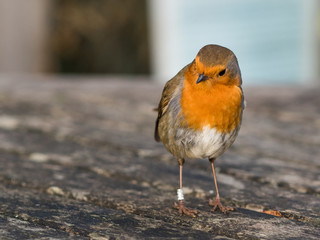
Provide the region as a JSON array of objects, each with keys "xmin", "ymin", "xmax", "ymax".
[{"xmin": 196, "ymin": 74, "xmax": 207, "ymax": 84}]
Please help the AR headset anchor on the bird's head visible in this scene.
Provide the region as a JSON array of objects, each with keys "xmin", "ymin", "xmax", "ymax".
[{"xmin": 187, "ymin": 44, "xmax": 242, "ymax": 88}]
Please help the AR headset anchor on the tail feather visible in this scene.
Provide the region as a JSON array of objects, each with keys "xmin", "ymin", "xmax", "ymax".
[{"xmin": 154, "ymin": 117, "xmax": 160, "ymax": 142}]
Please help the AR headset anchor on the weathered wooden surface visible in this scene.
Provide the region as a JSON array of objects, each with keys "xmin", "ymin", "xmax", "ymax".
[{"xmin": 0, "ymin": 76, "xmax": 319, "ymax": 239}]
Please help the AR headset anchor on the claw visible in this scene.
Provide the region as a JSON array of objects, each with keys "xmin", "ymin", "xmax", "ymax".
[
  {"xmin": 209, "ymin": 198, "xmax": 234, "ymax": 214},
  {"xmin": 174, "ymin": 201, "xmax": 198, "ymax": 218}
]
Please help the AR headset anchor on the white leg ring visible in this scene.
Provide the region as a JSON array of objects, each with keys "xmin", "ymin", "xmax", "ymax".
[{"xmin": 177, "ymin": 188, "xmax": 184, "ymax": 201}]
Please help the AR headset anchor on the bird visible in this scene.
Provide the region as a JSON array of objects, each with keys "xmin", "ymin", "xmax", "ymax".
[{"xmin": 154, "ymin": 44, "xmax": 244, "ymax": 217}]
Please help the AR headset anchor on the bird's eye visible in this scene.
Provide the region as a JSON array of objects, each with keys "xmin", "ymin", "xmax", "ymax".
[{"xmin": 218, "ymin": 69, "xmax": 226, "ymax": 76}]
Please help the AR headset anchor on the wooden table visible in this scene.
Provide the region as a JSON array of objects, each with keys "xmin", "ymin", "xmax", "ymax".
[{"xmin": 0, "ymin": 76, "xmax": 319, "ymax": 239}]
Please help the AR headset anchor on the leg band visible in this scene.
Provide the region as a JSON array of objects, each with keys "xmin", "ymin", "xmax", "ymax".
[{"xmin": 177, "ymin": 188, "xmax": 184, "ymax": 201}]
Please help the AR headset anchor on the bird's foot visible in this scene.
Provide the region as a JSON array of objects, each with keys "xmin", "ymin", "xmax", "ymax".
[
  {"xmin": 209, "ymin": 198, "xmax": 234, "ymax": 214},
  {"xmin": 174, "ymin": 200, "xmax": 198, "ymax": 218}
]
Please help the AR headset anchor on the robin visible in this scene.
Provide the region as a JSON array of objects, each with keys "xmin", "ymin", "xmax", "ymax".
[{"xmin": 154, "ymin": 44, "xmax": 244, "ymax": 217}]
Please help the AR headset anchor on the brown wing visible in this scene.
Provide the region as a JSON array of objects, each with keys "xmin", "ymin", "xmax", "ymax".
[{"xmin": 154, "ymin": 65, "xmax": 188, "ymax": 142}]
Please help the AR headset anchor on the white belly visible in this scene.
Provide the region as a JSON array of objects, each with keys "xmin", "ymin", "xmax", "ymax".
[{"xmin": 176, "ymin": 125, "xmax": 239, "ymax": 159}]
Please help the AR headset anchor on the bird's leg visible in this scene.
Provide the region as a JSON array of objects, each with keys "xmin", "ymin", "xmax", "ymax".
[
  {"xmin": 208, "ymin": 158, "xmax": 234, "ymax": 214},
  {"xmin": 173, "ymin": 158, "xmax": 198, "ymax": 217}
]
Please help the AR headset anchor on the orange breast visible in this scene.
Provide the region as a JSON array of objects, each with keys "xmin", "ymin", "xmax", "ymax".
[{"xmin": 180, "ymin": 74, "xmax": 243, "ymax": 133}]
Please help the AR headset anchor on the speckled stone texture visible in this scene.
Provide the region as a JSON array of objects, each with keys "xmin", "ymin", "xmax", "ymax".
[{"xmin": 0, "ymin": 76, "xmax": 319, "ymax": 239}]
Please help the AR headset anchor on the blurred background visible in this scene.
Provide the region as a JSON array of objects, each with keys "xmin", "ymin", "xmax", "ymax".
[{"xmin": 0, "ymin": 0, "xmax": 319, "ymax": 85}]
